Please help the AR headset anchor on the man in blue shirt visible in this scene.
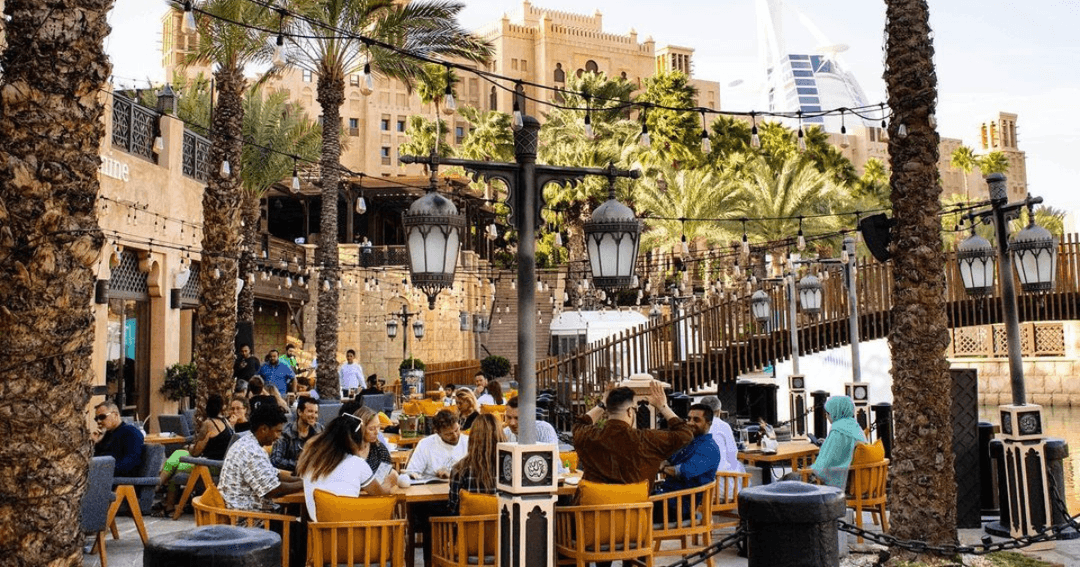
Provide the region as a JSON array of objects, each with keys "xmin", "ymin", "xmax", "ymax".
[
  {"xmin": 654, "ymin": 403, "xmax": 721, "ymax": 520},
  {"xmin": 92, "ymin": 401, "xmax": 145, "ymax": 476},
  {"xmin": 258, "ymin": 349, "xmax": 295, "ymax": 395}
]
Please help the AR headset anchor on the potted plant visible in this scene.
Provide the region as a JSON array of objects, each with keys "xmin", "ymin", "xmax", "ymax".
[
  {"xmin": 161, "ymin": 362, "xmax": 197, "ymax": 409},
  {"xmin": 399, "ymin": 357, "xmax": 425, "ymax": 398},
  {"xmin": 480, "ymin": 355, "xmax": 511, "ymax": 380}
]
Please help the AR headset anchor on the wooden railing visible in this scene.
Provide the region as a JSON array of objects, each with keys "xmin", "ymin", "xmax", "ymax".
[
  {"xmin": 424, "ymin": 359, "xmax": 480, "ymax": 389},
  {"xmin": 537, "ymin": 234, "xmax": 1080, "ymax": 411}
]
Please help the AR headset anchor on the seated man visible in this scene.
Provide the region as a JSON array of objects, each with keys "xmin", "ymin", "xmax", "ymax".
[
  {"xmin": 218, "ymin": 404, "xmax": 304, "ymax": 512},
  {"xmin": 503, "ymin": 396, "xmax": 559, "ymax": 444},
  {"xmin": 654, "ymin": 403, "xmax": 721, "ymax": 519},
  {"xmin": 92, "ymin": 401, "xmax": 145, "ymax": 477},
  {"xmin": 403, "ymin": 409, "xmax": 468, "ymax": 480},
  {"xmin": 574, "ymin": 380, "xmax": 693, "ymax": 485},
  {"xmin": 699, "ymin": 396, "xmax": 745, "ymax": 473},
  {"xmin": 270, "ymin": 396, "xmax": 323, "ymax": 473}
]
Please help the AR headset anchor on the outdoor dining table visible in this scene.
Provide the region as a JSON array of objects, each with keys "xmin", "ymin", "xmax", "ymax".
[
  {"xmin": 738, "ymin": 440, "xmax": 820, "ymax": 484},
  {"xmin": 142, "ymin": 433, "xmax": 188, "ymax": 447}
]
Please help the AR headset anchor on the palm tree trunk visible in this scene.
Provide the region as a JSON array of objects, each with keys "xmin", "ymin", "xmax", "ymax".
[
  {"xmin": 884, "ymin": 0, "xmax": 956, "ymax": 549},
  {"xmin": 0, "ymin": 0, "xmax": 111, "ymax": 562},
  {"xmin": 237, "ymin": 194, "xmax": 260, "ymax": 325},
  {"xmin": 194, "ymin": 62, "xmax": 245, "ymax": 420},
  {"xmin": 315, "ymin": 73, "xmax": 344, "ymax": 399}
]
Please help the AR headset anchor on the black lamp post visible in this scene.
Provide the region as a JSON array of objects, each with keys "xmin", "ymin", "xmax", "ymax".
[
  {"xmin": 400, "ymin": 114, "xmax": 639, "ymax": 567},
  {"xmin": 386, "ymin": 304, "xmax": 423, "ymax": 363},
  {"xmin": 956, "ymin": 173, "xmax": 1058, "ymax": 540}
]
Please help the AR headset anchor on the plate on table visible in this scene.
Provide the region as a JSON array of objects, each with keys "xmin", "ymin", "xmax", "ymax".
[{"xmin": 562, "ymin": 475, "xmax": 581, "ymax": 486}]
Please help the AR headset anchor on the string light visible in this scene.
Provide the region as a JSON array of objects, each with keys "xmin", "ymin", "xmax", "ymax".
[
  {"xmin": 897, "ymin": 124, "xmax": 908, "ymax": 138},
  {"xmin": 272, "ymin": 11, "xmax": 286, "ymax": 67},
  {"xmin": 797, "ymin": 110, "xmax": 806, "ymax": 152},
  {"xmin": 219, "ymin": 159, "xmax": 231, "ymax": 177},
  {"xmin": 638, "ymin": 106, "xmax": 650, "ymax": 148},
  {"xmin": 750, "ymin": 112, "xmax": 760, "ymax": 149},
  {"xmin": 441, "ymin": 65, "xmax": 456, "ymax": 115},
  {"xmin": 797, "ymin": 216, "xmax": 806, "ymax": 251},
  {"xmin": 583, "ymin": 93, "xmax": 594, "ymax": 138},
  {"xmin": 181, "ymin": 1, "xmax": 196, "ymax": 34},
  {"xmin": 355, "ymin": 196, "xmax": 367, "ymax": 214},
  {"xmin": 840, "ymin": 109, "xmax": 850, "ymax": 148},
  {"xmin": 700, "ymin": 111, "xmax": 711, "ymax": 154},
  {"xmin": 360, "ymin": 62, "xmax": 374, "ymax": 96},
  {"xmin": 291, "ymin": 161, "xmax": 301, "ymax": 193},
  {"xmin": 153, "ymin": 133, "xmax": 164, "ymax": 154},
  {"xmin": 511, "ymin": 86, "xmax": 524, "ymax": 131}
]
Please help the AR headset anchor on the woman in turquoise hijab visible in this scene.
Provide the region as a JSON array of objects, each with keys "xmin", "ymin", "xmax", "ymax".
[{"xmin": 809, "ymin": 396, "xmax": 866, "ymax": 488}]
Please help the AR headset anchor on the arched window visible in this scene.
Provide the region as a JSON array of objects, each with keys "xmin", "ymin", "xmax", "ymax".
[
  {"xmin": 585, "ymin": 60, "xmax": 598, "ymax": 73},
  {"xmin": 554, "ymin": 63, "xmax": 565, "ymax": 83}
]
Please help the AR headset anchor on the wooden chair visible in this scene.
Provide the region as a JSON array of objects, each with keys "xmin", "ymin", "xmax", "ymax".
[
  {"xmin": 845, "ymin": 458, "xmax": 889, "ymax": 542},
  {"xmin": 797, "ymin": 459, "xmax": 890, "ymax": 543},
  {"xmin": 648, "ymin": 483, "xmax": 716, "ymax": 567},
  {"xmin": 555, "ymin": 502, "xmax": 654, "ymax": 567},
  {"xmin": 712, "ymin": 471, "xmax": 751, "ymax": 530},
  {"xmin": 171, "ymin": 455, "xmax": 222, "ymax": 520},
  {"xmin": 430, "ymin": 514, "xmax": 499, "ymax": 567},
  {"xmin": 307, "ymin": 517, "xmax": 408, "ymax": 567},
  {"xmin": 192, "ymin": 484, "xmax": 301, "ymax": 567}
]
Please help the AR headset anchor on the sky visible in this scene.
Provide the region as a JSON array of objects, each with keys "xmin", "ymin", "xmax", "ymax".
[{"xmin": 105, "ymin": 0, "xmax": 1080, "ymax": 217}]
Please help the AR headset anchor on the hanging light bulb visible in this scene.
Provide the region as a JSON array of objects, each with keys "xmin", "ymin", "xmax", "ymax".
[
  {"xmin": 733, "ymin": 264, "xmax": 741, "ymax": 277},
  {"xmin": 337, "ymin": 279, "xmax": 344, "ymax": 289},
  {"xmin": 840, "ymin": 110, "xmax": 850, "ymax": 148},
  {"xmin": 681, "ymin": 234, "xmax": 689, "ymax": 256},
  {"xmin": 584, "ymin": 112, "xmax": 594, "ymax": 139},
  {"xmin": 750, "ymin": 112, "xmax": 760, "ymax": 149},
  {"xmin": 153, "ymin": 134, "xmax": 164, "ymax": 154},
  {"xmin": 213, "ymin": 268, "xmax": 221, "ymax": 279},
  {"xmin": 441, "ymin": 65, "xmax": 456, "ymax": 115},
  {"xmin": 291, "ymin": 163, "xmax": 301, "ymax": 193},
  {"xmin": 897, "ymin": 123, "xmax": 908, "ymax": 138},
  {"xmin": 360, "ymin": 62, "xmax": 375, "ymax": 96},
  {"xmin": 841, "ymin": 247, "xmax": 850, "ymax": 264},
  {"xmin": 486, "ymin": 223, "xmax": 498, "ymax": 240},
  {"xmin": 742, "ymin": 233, "xmax": 750, "ymax": 256},
  {"xmin": 511, "ymin": 97, "xmax": 524, "ymax": 131},
  {"xmin": 797, "ymin": 217, "xmax": 806, "ymax": 251},
  {"xmin": 700, "ymin": 111, "xmax": 711, "ymax": 153},
  {"xmin": 355, "ymin": 196, "xmax": 367, "ymax": 214},
  {"xmin": 797, "ymin": 126, "xmax": 806, "ymax": 152},
  {"xmin": 272, "ymin": 34, "xmax": 286, "ymax": 67},
  {"xmin": 219, "ymin": 159, "xmax": 231, "ymax": 177},
  {"xmin": 639, "ymin": 108, "xmax": 651, "ymax": 148},
  {"xmin": 285, "ymin": 276, "xmax": 293, "ymax": 288},
  {"xmin": 298, "ymin": 276, "xmax": 305, "ymax": 287},
  {"xmin": 323, "ymin": 279, "xmax": 331, "ymax": 292},
  {"xmin": 554, "ymin": 232, "xmax": 563, "ymax": 247},
  {"xmin": 181, "ymin": 1, "xmax": 197, "ymax": 34},
  {"xmin": 247, "ymin": 273, "xmax": 255, "ymax": 286},
  {"xmin": 928, "ymin": 114, "xmax": 937, "ymax": 129}
]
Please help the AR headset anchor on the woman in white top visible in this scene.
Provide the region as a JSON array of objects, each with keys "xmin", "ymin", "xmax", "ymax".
[{"xmin": 296, "ymin": 407, "xmax": 398, "ymax": 521}]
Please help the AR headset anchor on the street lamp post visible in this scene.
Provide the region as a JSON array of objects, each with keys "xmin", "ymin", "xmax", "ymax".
[
  {"xmin": 400, "ymin": 115, "xmax": 639, "ymax": 567},
  {"xmin": 957, "ymin": 173, "xmax": 1059, "ymax": 541},
  {"xmin": 386, "ymin": 304, "xmax": 424, "ymax": 396}
]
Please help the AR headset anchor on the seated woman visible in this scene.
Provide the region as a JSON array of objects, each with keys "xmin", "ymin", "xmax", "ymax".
[
  {"xmin": 353, "ymin": 406, "xmax": 393, "ymax": 474},
  {"xmin": 486, "ymin": 380, "xmax": 505, "ymax": 406},
  {"xmin": 296, "ymin": 408, "xmax": 398, "ymax": 522},
  {"xmin": 807, "ymin": 395, "xmax": 866, "ymax": 488},
  {"xmin": 453, "ymin": 387, "xmax": 480, "ymax": 431},
  {"xmin": 228, "ymin": 395, "xmax": 250, "ymax": 433},
  {"xmin": 447, "ymin": 413, "xmax": 503, "ymax": 515},
  {"xmin": 158, "ymin": 394, "xmax": 234, "ymax": 515}
]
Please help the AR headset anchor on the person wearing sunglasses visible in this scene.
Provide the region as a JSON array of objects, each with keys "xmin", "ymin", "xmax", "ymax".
[
  {"xmin": 92, "ymin": 400, "xmax": 145, "ymax": 477},
  {"xmin": 574, "ymin": 379, "xmax": 694, "ymax": 485},
  {"xmin": 296, "ymin": 408, "xmax": 398, "ymax": 522}
]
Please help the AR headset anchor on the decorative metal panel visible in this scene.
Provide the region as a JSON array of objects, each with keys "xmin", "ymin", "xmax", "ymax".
[
  {"xmin": 182, "ymin": 129, "xmax": 211, "ymax": 182},
  {"xmin": 180, "ymin": 263, "xmax": 201, "ymax": 302},
  {"xmin": 110, "ymin": 251, "xmax": 149, "ymax": 298}
]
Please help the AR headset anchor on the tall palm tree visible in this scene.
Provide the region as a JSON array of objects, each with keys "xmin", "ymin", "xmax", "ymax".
[
  {"xmin": 633, "ymin": 161, "xmax": 742, "ymax": 252},
  {"xmin": 0, "ymin": 0, "xmax": 111, "ymax": 561},
  {"xmin": 183, "ymin": 0, "xmax": 275, "ymax": 416},
  {"xmin": 950, "ymin": 144, "xmax": 977, "ymax": 199},
  {"xmin": 238, "ymin": 87, "xmax": 322, "ymax": 328},
  {"xmin": 288, "ymin": 0, "xmax": 491, "ymax": 397},
  {"xmin": 457, "ymin": 106, "xmax": 514, "ymax": 162},
  {"xmin": 884, "ymin": 0, "xmax": 956, "ymax": 550}
]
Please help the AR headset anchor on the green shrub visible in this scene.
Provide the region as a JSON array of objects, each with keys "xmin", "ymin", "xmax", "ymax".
[
  {"xmin": 161, "ymin": 362, "xmax": 197, "ymax": 401},
  {"xmin": 480, "ymin": 355, "xmax": 511, "ymax": 379}
]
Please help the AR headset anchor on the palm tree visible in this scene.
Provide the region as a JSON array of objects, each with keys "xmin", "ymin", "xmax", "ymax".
[
  {"xmin": 457, "ymin": 106, "xmax": 514, "ymax": 162},
  {"xmin": 633, "ymin": 70, "xmax": 700, "ymax": 167},
  {"xmin": 633, "ymin": 161, "xmax": 742, "ymax": 252},
  {"xmin": 415, "ymin": 62, "xmax": 459, "ymax": 154},
  {"xmin": 238, "ymin": 88, "xmax": 322, "ymax": 328},
  {"xmin": 398, "ymin": 115, "xmax": 453, "ymax": 158},
  {"xmin": 183, "ymin": 0, "xmax": 276, "ymax": 415},
  {"xmin": 287, "ymin": 0, "xmax": 491, "ymax": 397},
  {"xmin": 978, "ymin": 150, "xmax": 1010, "ymax": 175},
  {"xmin": 950, "ymin": 145, "xmax": 977, "ymax": 199},
  {"xmin": 0, "ymin": 0, "xmax": 110, "ymax": 561},
  {"xmin": 884, "ymin": 0, "xmax": 956, "ymax": 551},
  {"xmin": 539, "ymin": 72, "xmax": 639, "ymax": 263}
]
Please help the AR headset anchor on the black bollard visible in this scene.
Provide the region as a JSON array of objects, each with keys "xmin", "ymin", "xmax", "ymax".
[
  {"xmin": 870, "ymin": 403, "xmax": 892, "ymax": 459},
  {"xmin": 145, "ymin": 525, "xmax": 281, "ymax": 566},
  {"xmin": 1045, "ymin": 439, "xmax": 1078, "ymax": 539},
  {"xmin": 978, "ymin": 422, "xmax": 998, "ymax": 517},
  {"xmin": 811, "ymin": 391, "xmax": 830, "ymax": 440},
  {"xmin": 739, "ymin": 481, "xmax": 847, "ymax": 567}
]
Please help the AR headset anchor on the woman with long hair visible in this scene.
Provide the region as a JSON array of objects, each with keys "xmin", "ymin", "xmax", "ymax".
[
  {"xmin": 453, "ymin": 387, "xmax": 480, "ymax": 431},
  {"xmin": 158, "ymin": 394, "xmax": 233, "ymax": 515},
  {"xmin": 485, "ymin": 380, "xmax": 505, "ymax": 405},
  {"xmin": 352, "ymin": 406, "xmax": 393, "ymax": 473},
  {"xmin": 446, "ymin": 413, "xmax": 504, "ymax": 514},
  {"xmin": 296, "ymin": 408, "xmax": 398, "ymax": 521}
]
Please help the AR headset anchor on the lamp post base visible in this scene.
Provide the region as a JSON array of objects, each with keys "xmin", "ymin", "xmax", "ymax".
[
  {"xmin": 788, "ymin": 375, "xmax": 807, "ymax": 440},
  {"xmin": 497, "ymin": 442, "xmax": 559, "ymax": 567},
  {"xmin": 998, "ymin": 403, "xmax": 1055, "ymax": 548}
]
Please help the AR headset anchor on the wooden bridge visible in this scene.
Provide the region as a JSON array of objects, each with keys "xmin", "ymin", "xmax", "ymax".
[{"xmin": 535, "ymin": 234, "xmax": 1080, "ymax": 406}]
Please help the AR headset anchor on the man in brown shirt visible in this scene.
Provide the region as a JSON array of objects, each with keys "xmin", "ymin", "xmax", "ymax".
[{"xmin": 574, "ymin": 380, "xmax": 694, "ymax": 485}]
